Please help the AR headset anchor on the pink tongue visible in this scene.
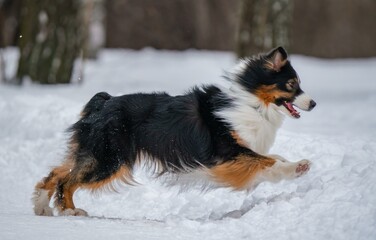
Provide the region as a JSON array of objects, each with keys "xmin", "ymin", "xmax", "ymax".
[
  {"xmin": 285, "ymin": 102, "xmax": 300, "ymax": 118},
  {"xmin": 286, "ymin": 102, "xmax": 296, "ymax": 112}
]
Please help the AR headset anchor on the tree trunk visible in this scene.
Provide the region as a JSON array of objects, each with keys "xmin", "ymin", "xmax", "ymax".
[
  {"xmin": 0, "ymin": 0, "xmax": 22, "ymax": 48},
  {"xmin": 236, "ymin": 0, "xmax": 293, "ymax": 58},
  {"xmin": 16, "ymin": 0, "xmax": 83, "ymax": 84},
  {"xmin": 0, "ymin": 49, "xmax": 5, "ymax": 83}
]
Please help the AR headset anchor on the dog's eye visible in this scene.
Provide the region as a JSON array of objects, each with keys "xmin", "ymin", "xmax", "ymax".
[{"xmin": 286, "ymin": 79, "xmax": 299, "ymax": 91}]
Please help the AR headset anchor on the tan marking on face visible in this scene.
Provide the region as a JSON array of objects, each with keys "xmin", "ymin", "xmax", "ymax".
[
  {"xmin": 209, "ymin": 154, "xmax": 276, "ymax": 189},
  {"xmin": 255, "ymin": 84, "xmax": 293, "ymax": 105}
]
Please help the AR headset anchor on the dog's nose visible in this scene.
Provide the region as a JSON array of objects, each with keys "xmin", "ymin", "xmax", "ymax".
[{"xmin": 308, "ymin": 100, "xmax": 316, "ymax": 111}]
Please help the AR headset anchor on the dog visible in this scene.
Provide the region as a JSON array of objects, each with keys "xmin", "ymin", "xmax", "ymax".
[{"xmin": 33, "ymin": 46, "xmax": 316, "ymax": 216}]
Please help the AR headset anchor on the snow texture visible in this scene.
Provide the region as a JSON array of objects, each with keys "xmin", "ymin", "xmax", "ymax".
[{"xmin": 0, "ymin": 48, "xmax": 376, "ymax": 240}]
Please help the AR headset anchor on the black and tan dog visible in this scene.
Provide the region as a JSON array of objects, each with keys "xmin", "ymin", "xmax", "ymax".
[{"xmin": 33, "ymin": 47, "xmax": 316, "ymax": 216}]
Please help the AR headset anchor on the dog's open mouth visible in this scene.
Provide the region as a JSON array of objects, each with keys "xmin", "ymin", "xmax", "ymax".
[{"xmin": 283, "ymin": 101, "xmax": 300, "ymax": 118}]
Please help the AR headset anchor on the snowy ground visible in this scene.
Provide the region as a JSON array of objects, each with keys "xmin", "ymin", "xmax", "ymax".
[{"xmin": 0, "ymin": 48, "xmax": 376, "ymax": 240}]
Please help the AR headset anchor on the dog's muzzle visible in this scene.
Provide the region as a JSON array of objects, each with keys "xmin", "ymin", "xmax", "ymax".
[{"xmin": 293, "ymin": 93, "xmax": 316, "ymax": 112}]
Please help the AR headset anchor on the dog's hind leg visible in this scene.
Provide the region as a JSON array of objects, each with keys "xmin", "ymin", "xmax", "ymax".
[
  {"xmin": 51, "ymin": 153, "xmax": 134, "ymax": 217},
  {"xmin": 54, "ymin": 174, "xmax": 86, "ymax": 216},
  {"xmin": 33, "ymin": 154, "xmax": 99, "ymax": 216},
  {"xmin": 33, "ymin": 160, "xmax": 74, "ymax": 216}
]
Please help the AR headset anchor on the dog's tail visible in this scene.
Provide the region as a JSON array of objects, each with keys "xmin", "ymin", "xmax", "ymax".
[{"xmin": 80, "ymin": 92, "xmax": 111, "ymax": 118}]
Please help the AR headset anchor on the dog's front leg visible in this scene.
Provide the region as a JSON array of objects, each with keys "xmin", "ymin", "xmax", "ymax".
[
  {"xmin": 209, "ymin": 150, "xmax": 311, "ymax": 190},
  {"xmin": 258, "ymin": 157, "xmax": 311, "ymax": 183}
]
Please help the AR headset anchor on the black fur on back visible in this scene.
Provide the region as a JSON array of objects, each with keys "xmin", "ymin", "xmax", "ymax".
[{"xmin": 68, "ymin": 86, "xmax": 246, "ymax": 183}]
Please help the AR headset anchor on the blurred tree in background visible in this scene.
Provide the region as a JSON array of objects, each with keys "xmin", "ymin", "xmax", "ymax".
[
  {"xmin": 104, "ymin": 0, "xmax": 376, "ymax": 58},
  {"xmin": 0, "ymin": 0, "xmax": 21, "ymax": 83},
  {"xmin": 1, "ymin": 0, "xmax": 375, "ymax": 85},
  {"xmin": 291, "ymin": 0, "xmax": 376, "ymax": 58},
  {"xmin": 236, "ymin": 0, "xmax": 292, "ymax": 58},
  {"xmin": 0, "ymin": 0, "xmax": 21, "ymax": 48},
  {"xmin": 15, "ymin": 0, "xmax": 84, "ymax": 84},
  {"xmin": 105, "ymin": 0, "xmax": 238, "ymax": 51}
]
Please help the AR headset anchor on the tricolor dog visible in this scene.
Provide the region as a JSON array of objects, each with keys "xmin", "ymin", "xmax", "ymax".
[{"xmin": 33, "ymin": 47, "xmax": 316, "ymax": 216}]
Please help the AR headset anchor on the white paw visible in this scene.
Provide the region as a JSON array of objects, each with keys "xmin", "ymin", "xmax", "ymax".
[
  {"xmin": 35, "ymin": 206, "xmax": 53, "ymax": 216},
  {"xmin": 60, "ymin": 208, "xmax": 88, "ymax": 217},
  {"xmin": 33, "ymin": 189, "xmax": 53, "ymax": 216},
  {"xmin": 295, "ymin": 159, "xmax": 311, "ymax": 177}
]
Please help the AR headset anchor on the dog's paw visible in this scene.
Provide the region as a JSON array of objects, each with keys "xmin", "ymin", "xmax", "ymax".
[
  {"xmin": 35, "ymin": 206, "xmax": 53, "ymax": 216},
  {"xmin": 33, "ymin": 189, "xmax": 53, "ymax": 216},
  {"xmin": 295, "ymin": 159, "xmax": 311, "ymax": 177},
  {"xmin": 60, "ymin": 208, "xmax": 88, "ymax": 217}
]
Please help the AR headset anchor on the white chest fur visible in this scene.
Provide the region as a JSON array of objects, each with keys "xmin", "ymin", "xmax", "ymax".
[{"xmin": 216, "ymin": 85, "xmax": 285, "ymax": 154}]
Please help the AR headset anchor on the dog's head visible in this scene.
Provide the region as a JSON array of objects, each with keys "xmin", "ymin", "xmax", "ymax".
[{"xmin": 234, "ymin": 46, "xmax": 316, "ymax": 118}]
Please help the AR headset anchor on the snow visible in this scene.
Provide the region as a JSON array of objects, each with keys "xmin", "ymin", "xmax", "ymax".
[{"xmin": 1, "ymin": 48, "xmax": 376, "ymax": 240}]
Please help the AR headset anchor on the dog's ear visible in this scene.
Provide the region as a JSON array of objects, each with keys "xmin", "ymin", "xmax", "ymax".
[{"xmin": 265, "ymin": 46, "xmax": 288, "ymax": 72}]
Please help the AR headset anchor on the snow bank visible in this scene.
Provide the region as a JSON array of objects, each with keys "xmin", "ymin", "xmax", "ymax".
[{"xmin": 0, "ymin": 48, "xmax": 375, "ymax": 240}]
